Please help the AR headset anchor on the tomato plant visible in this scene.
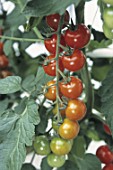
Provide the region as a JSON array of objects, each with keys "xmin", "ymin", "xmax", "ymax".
[
  {"xmin": 103, "ymin": 163, "xmax": 113, "ymax": 170},
  {"xmin": 103, "ymin": 123, "xmax": 112, "ymax": 135},
  {"xmin": 103, "ymin": 23, "xmax": 113, "ymax": 39},
  {"xmin": 103, "ymin": 7, "xmax": 113, "ymax": 29},
  {"xmin": 44, "ymin": 80, "xmax": 56, "ymax": 101},
  {"xmin": 102, "ymin": 0, "xmax": 113, "ymax": 5},
  {"xmin": 0, "ymin": 55, "xmax": 9, "ymax": 68},
  {"xmin": 0, "ymin": 42, "xmax": 4, "ymax": 55}
]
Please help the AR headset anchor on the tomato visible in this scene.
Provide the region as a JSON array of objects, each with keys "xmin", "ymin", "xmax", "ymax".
[
  {"xmin": 59, "ymin": 118, "xmax": 80, "ymax": 139},
  {"xmin": 65, "ymin": 99, "xmax": 86, "ymax": 121},
  {"xmin": 33, "ymin": 135, "xmax": 51, "ymax": 155},
  {"xmin": 64, "ymin": 24, "xmax": 90, "ymax": 49},
  {"xmin": 0, "ymin": 55, "xmax": 9, "ymax": 68},
  {"xmin": 44, "ymin": 80, "xmax": 56, "ymax": 101},
  {"xmin": 52, "ymin": 120, "xmax": 60, "ymax": 131},
  {"xmin": 43, "ymin": 55, "xmax": 64, "ymax": 76},
  {"xmin": 47, "ymin": 153, "xmax": 66, "ymax": 168},
  {"xmin": 44, "ymin": 34, "xmax": 66, "ymax": 54},
  {"xmin": 103, "ymin": 23, "xmax": 113, "ymax": 39},
  {"xmin": 50, "ymin": 137, "xmax": 73, "ymax": 155},
  {"xmin": 103, "ymin": 123, "xmax": 112, "ymax": 135},
  {"xmin": 62, "ymin": 49, "xmax": 86, "ymax": 72},
  {"xmin": 52, "ymin": 103, "xmax": 66, "ymax": 117},
  {"xmin": 102, "ymin": 0, "xmax": 113, "ymax": 6},
  {"xmin": 59, "ymin": 76, "xmax": 83, "ymax": 99},
  {"xmin": 46, "ymin": 10, "xmax": 69, "ymax": 31},
  {"xmin": 103, "ymin": 7, "xmax": 113, "ymax": 29},
  {"xmin": 96, "ymin": 145, "xmax": 113, "ymax": 164},
  {"xmin": 0, "ymin": 70, "xmax": 12, "ymax": 78},
  {"xmin": 0, "ymin": 42, "xmax": 4, "ymax": 55},
  {"xmin": 103, "ymin": 163, "xmax": 113, "ymax": 170}
]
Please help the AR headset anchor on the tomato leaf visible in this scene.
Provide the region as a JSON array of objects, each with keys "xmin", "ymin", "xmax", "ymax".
[
  {"xmin": 0, "ymin": 98, "xmax": 9, "ymax": 116},
  {"xmin": 21, "ymin": 163, "xmax": 36, "ymax": 170},
  {"xmin": 0, "ymin": 76, "xmax": 22, "ymax": 94},
  {"xmin": 22, "ymin": 74, "xmax": 36, "ymax": 92},
  {"xmin": 0, "ymin": 99, "xmax": 40, "ymax": 170},
  {"xmin": 57, "ymin": 160, "xmax": 79, "ymax": 170}
]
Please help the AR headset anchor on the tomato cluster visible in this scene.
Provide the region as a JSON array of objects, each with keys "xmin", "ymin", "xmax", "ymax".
[
  {"xmin": 101, "ymin": 0, "xmax": 113, "ymax": 39},
  {"xmin": 96, "ymin": 145, "xmax": 113, "ymax": 169}
]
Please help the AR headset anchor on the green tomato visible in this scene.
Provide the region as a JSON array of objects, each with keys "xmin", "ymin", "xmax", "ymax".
[
  {"xmin": 103, "ymin": 23, "xmax": 113, "ymax": 39},
  {"xmin": 33, "ymin": 135, "xmax": 51, "ymax": 155},
  {"xmin": 47, "ymin": 153, "xmax": 66, "ymax": 168},
  {"xmin": 102, "ymin": 0, "xmax": 113, "ymax": 6},
  {"xmin": 50, "ymin": 137, "xmax": 73, "ymax": 155},
  {"xmin": 103, "ymin": 7, "xmax": 113, "ymax": 29}
]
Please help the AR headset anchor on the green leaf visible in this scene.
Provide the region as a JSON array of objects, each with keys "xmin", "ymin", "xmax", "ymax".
[
  {"xmin": 0, "ymin": 76, "xmax": 22, "ymax": 94},
  {"xmin": 3, "ymin": 40, "xmax": 13, "ymax": 56},
  {"xmin": 22, "ymin": 74, "xmax": 36, "ymax": 92},
  {"xmin": 41, "ymin": 157, "xmax": 52, "ymax": 170},
  {"xmin": 10, "ymin": 0, "xmax": 32, "ymax": 11},
  {"xmin": 58, "ymin": 160, "xmax": 79, "ymax": 170},
  {"xmin": 86, "ymin": 129, "xmax": 100, "ymax": 141},
  {"xmin": 23, "ymin": 0, "xmax": 80, "ymax": 17},
  {"xmin": 0, "ymin": 99, "xmax": 9, "ymax": 116},
  {"xmin": 21, "ymin": 163, "xmax": 36, "ymax": 170},
  {"xmin": 0, "ymin": 99, "xmax": 40, "ymax": 170}
]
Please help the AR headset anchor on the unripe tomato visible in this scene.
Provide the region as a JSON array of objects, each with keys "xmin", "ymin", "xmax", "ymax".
[
  {"xmin": 102, "ymin": 0, "xmax": 113, "ymax": 6},
  {"xmin": 64, "ymin": 24, "xmax": 90, "ymax": 49},
  {"xmin": 59, "ymin": 76, "xmax": 83, "ymax": 99},
  {"xmin": 103, "ymin": 163, "xmax": 113, "ymax": 170},
  {"xmin": 103, "ymin": 123, "xmax": 112, "ymax": 135},
  {"xmin": 44, "ymin": 80, "xmax": 56, "ymax": 101},
  {"xmin": 33, "ymin": 135, "xmax": 51, "ymax": 155},
  {"xmin": 0, "ymin": 55, "xmax": 9, "ymax": 68},
  {"xmin": 103, "ymin": 7, "xmax": 113, "ymax": 29},
  {"xmin": 65, "ymin": 99, "xmax": 87, "ymax": 121},
  {"xmin": 103, "ymin": 23, "xmax": 113, "ymax": 39},
  {"xmin": 96, "ymin": 145, "xmax": 113, "ymax": 164},
  {"xmin": 43, "ymin": 55, "xmax": 64, "ymax": 76},
  {"xmin": 59, "ymin": 118, "xmax": 80, "ymax": 139},
  {"xmin": 46, "ymin": 10, "xmax": 69, "ymax": 31},
  {"xmin": 52, "ymin": 121, "xmax": 60, "ymax": 131},
  {"xmin": 0, "ymin": 70, "xmax": 12, "ymax": 78},
  {"xmin": 44, "ymin": 34, "xmax": 66, "ymax": 54},
  {"xmin": 50, "ymin": 137, "xmax": 73, "ymax": 155},
  {"xmin": 62, "ymin": 49, "xmax": 86, "ymax": 72},
  {"xmin": 47, "ymin": 153, "xmax": 66, "ymax": 168},
  {"xmin": 0, "ymin": 42, "xmax": 4, "ymax": 55}
]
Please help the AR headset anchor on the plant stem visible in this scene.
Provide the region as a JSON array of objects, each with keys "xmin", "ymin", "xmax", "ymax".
[
  {"xmin": 30, "ymin": 152, "xmax": 35, "ymax": 164},
  {"xmin": 33, "ymin": 27, "xmax": 44, "ymax": 40}
]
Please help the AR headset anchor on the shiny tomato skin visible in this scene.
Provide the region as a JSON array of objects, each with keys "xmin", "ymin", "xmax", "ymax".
[
  {"xmin": 47, "ymin": 153, "xmax": 66, "ymax": 168},
  {"xmin": 59, "ymin": 118, "xmax": 80, "ymax": 139},
  {"xmin": 96, "ymin": 145, "xmax": 113, "ymax": 164},
  {"xmin": 103, "ymin": 7, "xmax": 113, "ymax": 29},
  {"xmin": 59, "ymin": 76, "xmax": 83, "ymax": 99},
  {"xmin": 44, "ymin": 80, "xmax": 56, "ymax": 101},
  {"xmin": 0, "ymin": 55, "xmax": 9, "ymax": 68},
  {"xmin": 44, "ymin": 34, "xmax": 66, "ymax": 54},
  {"xmin": 103, "ymin": 123, "xmax": 112, "ymax": 135},
  {"xmin": 103, "ymin": 23, "xmax": 113, "ymax": 39},
  {"xmin": 50, "ymin": 137, "xmax": 73, "ymax": 155},
  {"xmin": 62, "ymin": 49, "xmax": 86, "ymax": 72},
  {"xmin": 0, "ymin": 42, "xmax": 4, "ymax": 55},
  {"xmin": 64, "ymin": 24, "xmax": 90, "ymax": 49},
  {"xmin": 43, "ymin": 55, "xmax": 64, "ymax": 76},
  {"xmin": 103, "ymin": 164, "xmax": 113, "ymax": 170},
  {"xmin": 66, "ymin": 99, "xmax": 87, "ymax": 121},
  {"xmin": 46, "ymin": 11, "xmax": 69, "ymax": 31}
]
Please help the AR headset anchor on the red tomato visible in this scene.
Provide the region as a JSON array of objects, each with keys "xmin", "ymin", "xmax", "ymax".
[
  {"xmin": 59, "ymin": 76, "xmax": 83, "ymax": 99},
  {"xmin": 103, "ymin": 123, "xmax": 112, "ymax": 135},
  {"xmin": 96, "ymin": 145, "xmax": 113, "ymax": 164},
  {"xmin": 62, "ymin": 49, "xmax": 86, "ymax": 72},
  {"xmin": 0, "ymin": 55, "xmax": 9, "ymax": 68},
  {"xmin": 64, "ymin": 24, "xmax": 90, "ymax": 49},
  {"xmin": 0, "ymin": 70, "xmax": 12, "ymax": 78},
  {"xmin": 65, "ymin": 99, "xmax": 87, "ymax": 121},
  {"xmin": 43, "ymin": 55, "xmax": 64, "ymax": 76},
  {"xmin": 103, "ymin": 163, "xmax": 113, "ymax": 170},
  {"xmin": 46, "ymin": 10, "xmax": 69, "ymax": 31},
  {"xmin": 44, "ymin": 34, "xmax": 66, "ymax": 54},
  {"xmin": 0, "ymin": 42, "xmax": 4, "ymax": 55},
  {"xmin": 44, "ymin": 80, "xmax": 56, "ymax": 101}
]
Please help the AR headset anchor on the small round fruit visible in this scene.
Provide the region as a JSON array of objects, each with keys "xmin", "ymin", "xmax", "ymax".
[
  {"xmin": 0, "ymin": 42, "xmax": 4, "ymax": 55},
  {"xmin": 96, "ymin": 145, "xmax": 113, "ymax": 164},
  {"xmin": 103, "ymin": 7, "xmax": 113, "ymax": 29},
  {"xmin": 44, "ymin": 80, "xmax": 56, "ymax": 101},
  {"xmin": 33, "ymin": 135, "xmax": 51, "ymax": 155},
  {"xmin": 59, "ymin": 118, "xmax": 80, "ymax": 139},
  {"xmin": 65, "ymin": 99, "xmax": 87, "ymax": 121},
  {"xmin": 103, "ymin": 163, "xmax": 113, "ymax": 170},
  {"xmin": 103, "ymin": 23, "xmax": 113, "ymax": 39},
  {"xmin": 47, "ymin": 153, "xmax": 66, "ymax": 168},
  {"xmin": 50, "ymin": 137, "xmax": 73, "ymax": 155},
  {"xmin": 0, "ymin": 55, "xmax": 9, "ymax": 68},
  {"xmin": 103, "ymin": 123, "xmax": 112, "ymax": 135}
]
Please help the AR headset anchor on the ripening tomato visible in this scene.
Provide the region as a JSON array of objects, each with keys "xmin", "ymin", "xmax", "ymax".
[
  {"xmin": 0, "ymin": 55, "xmax": 9, "ymax": 68},
  {"xmin": 44, "ymin": 34, "xmax": 66, "ymax": 54},
  {"xmin": 44, "ymin": 80, "xmax": 56, "ymax": 101},
  {"xmin": 59, "ymin": 118, "xmax": 80, "ymax": 139},
  {"xmin": 64, "ymin": 24, "xmax": 90, "ymax": 49},
  {"xmin": 43, "ymin": 55, "xmax": 64, "ymax": 76},
  {"xmin": 0, "ymin": 70, "xmax": 12, "ymax": 78},
  {"xmin": 96, "ymin": 145, "xmax": 113, "ymax": 164},
  {"xmin": 50, "ymin": 137, "xmax": 73, "ymax": 155},
  {"xmin": 46, "ymin": 10, "xmax": 69, "ymax": 31},
  {"xmin": 62, "ymin": 49, "xmax": 86, "ymax": 72},
  {"xmin": 102, "ymin": 0, "xmax": 113, "ymax": 5},
  {"xmin": 33, "ymin": 135, "xmax": 51, "ymax": 155},
  {"xmin": 103, "ymin": 23, "xmax": 113, "ymax": 39},
  {"xmin": 59, "ymin": 76, "xmax": 83, "ymax": 99},
  {"xmin": 0, "ymin": 42, "xmax": 4, "ymax": 55},
  {"xmin": 103, "ymin": 163, "xmax": 113, "ymax": 170},
  {"xmin": 103, "ymin": 123, "xmax": 112, "ymax": 135},
  {"xmin": 103, "ymin": 7, "xmax": 113, "ymax": 29},
  {"xmin": 65, "ymin": 99, "xmax": 87, "ymax": 121},
  {"xmin": 47, "ymin": 153, "xmax": 66, "ymax": 168}
]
